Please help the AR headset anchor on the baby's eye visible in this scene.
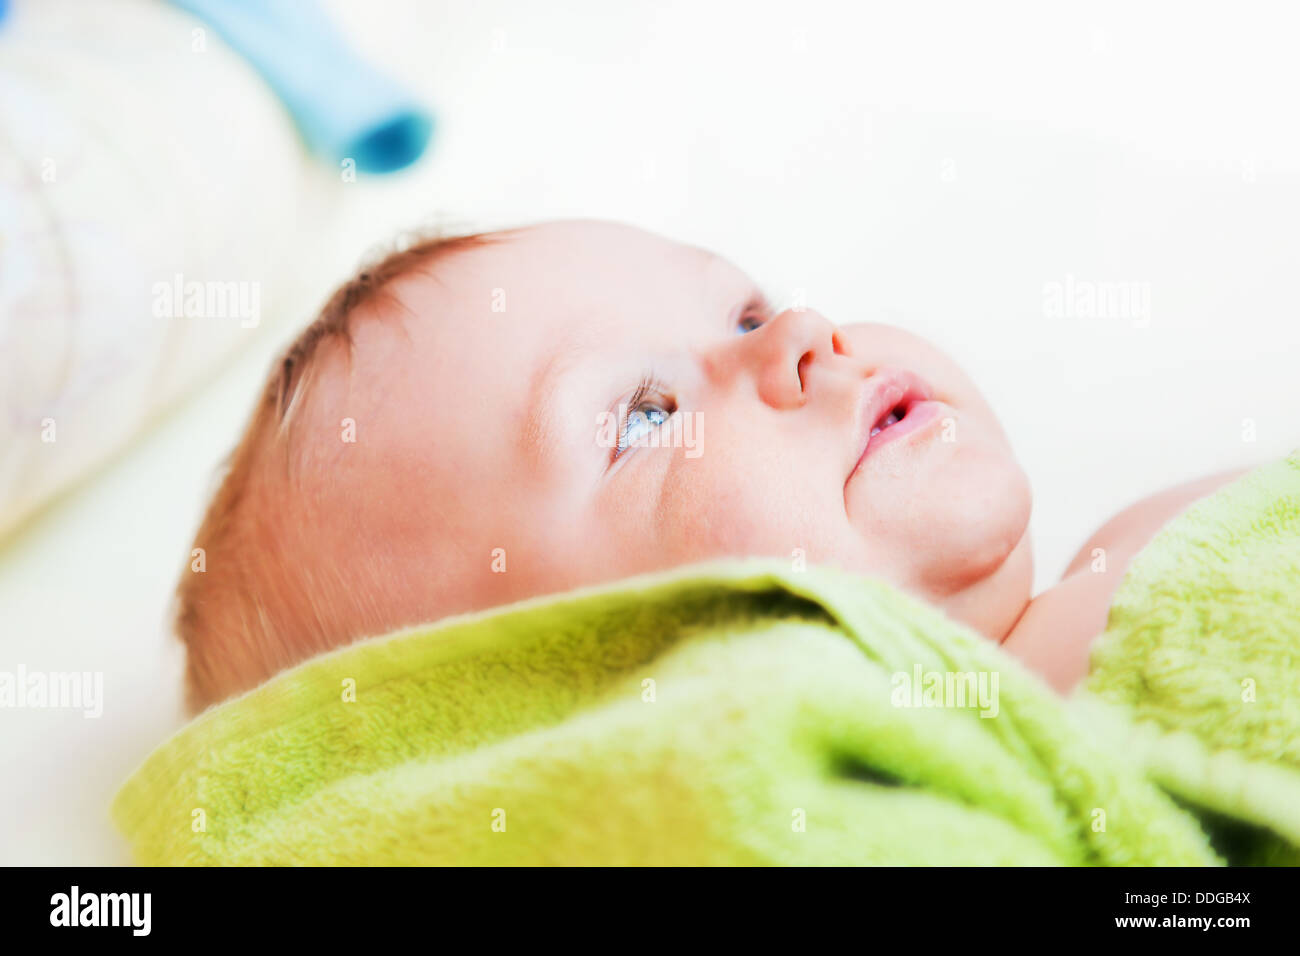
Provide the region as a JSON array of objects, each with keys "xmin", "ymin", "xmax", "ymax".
[
  {"xmin": 736, "ymin": 313, "xmax": 765, "ymax": 334},
  {"xmin": 616, "ymin": 401, "xmax": 673, "ymax": 459}
]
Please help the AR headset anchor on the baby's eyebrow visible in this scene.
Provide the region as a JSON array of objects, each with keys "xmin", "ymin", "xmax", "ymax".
[
  {"xmin": 519, "ymin": 340, "xmax": 590, "ymax": 470},
  {"xmin": 740, "ymin": 287, "xmax": 775, "ymax": 321}
]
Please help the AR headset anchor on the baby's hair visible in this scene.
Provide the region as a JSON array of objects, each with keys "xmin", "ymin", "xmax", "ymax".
[
  {"xmin": 275, "ymin": 230, "xmax": 498, "ymax": 430},
  {"xmin": 175, "ymin": 228, "xmax": 498, "ymax": 714}
]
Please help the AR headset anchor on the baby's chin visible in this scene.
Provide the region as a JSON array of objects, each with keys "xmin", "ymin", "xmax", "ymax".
[{"xmin": 846, "ymin": 412, "xmax": 1032, "ymax": 594}]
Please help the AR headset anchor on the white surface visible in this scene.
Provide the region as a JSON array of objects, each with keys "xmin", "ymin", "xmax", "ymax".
[
  {"xmin": 2, "ymin": 0, "xmax": 1298, "ymax": 864},
  {"xmin": 0, "ymin": 0, "xmax": 316, "ymax": 537}
]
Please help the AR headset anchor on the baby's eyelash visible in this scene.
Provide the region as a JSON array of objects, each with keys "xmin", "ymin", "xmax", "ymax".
[
  {"xmin": 737, "ymin": 289, "xmax": 775, "ymax": 332},
  {"xmin": 624, "ymin": 374, "xmax": 658, "ymax": 415},
  {"xmin": 611, "ymin": 373, "xmax": 675, "ymax": 463}
]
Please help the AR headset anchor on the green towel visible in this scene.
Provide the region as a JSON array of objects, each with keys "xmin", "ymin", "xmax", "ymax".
[
  {"xmin": 112, "ymin": 453, "xmax": 1300, "ymax": 866},
  {"xmin": 1080, "ymin": 449, "xmax": 1300, "ymax": 865}
]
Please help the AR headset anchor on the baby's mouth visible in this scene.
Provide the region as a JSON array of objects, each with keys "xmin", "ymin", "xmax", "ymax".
[
  {"xmin": 848, "ymin": 369, "xmax": 944, "ymax": 482},
  {"xmin": 870, "ymin": 405, "xmax": 908, "ymax": 438}
]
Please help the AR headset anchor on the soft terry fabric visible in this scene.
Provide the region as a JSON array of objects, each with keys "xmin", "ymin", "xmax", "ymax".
[
  {"xmin": 1081, "ymin": 449, "xmax": 1300, "ymax": 865},
  {"xmin": 112, "ymin": 453, "xmax": 1300, "ymax": 866},
  {"xmin": 115, "ymin": 565, "xmax": 1220, "ymax": 866}
]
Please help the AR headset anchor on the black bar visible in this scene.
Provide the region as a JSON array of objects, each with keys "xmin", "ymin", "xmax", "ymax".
[{"xmin": 1, "ymin": 866, "xmax": 1283, "ymax": 942}]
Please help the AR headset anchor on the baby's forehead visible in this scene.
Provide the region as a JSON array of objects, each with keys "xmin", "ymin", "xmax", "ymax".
[
  {"xmin": 422, "ymin": 219, "xmax": 742, "ymax": 315},
  {"xmin": 362, "ymin": 222, "xmax": 751, "ymax": 368},
  {"xmin": 482, "ymin": 222, "xmax": 750, "ymax": 321}
]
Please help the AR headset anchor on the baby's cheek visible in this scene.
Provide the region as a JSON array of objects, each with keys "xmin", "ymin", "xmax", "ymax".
[{"xmin": 654, "ymin": 457, "xmax": 829, "ymax": 566}]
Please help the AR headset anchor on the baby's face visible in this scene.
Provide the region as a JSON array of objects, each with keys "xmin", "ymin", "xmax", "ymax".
[{"xmin": 292, "ymin": 221, "xmax": 1032, "ymax": 642}]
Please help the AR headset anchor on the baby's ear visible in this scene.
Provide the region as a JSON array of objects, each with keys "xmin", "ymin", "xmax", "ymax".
[
  {"xmin": 179, "ymin": 639, "xmax": 218, "ymax": 718},
  {"xmin": 182, "ymin": 672, "xmax": 211, "ymax": 719}
]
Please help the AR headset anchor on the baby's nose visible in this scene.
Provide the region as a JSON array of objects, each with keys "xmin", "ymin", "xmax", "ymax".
[{"xmin": 746, "ymin": 308, "xmax": 846, "ymax": 409}]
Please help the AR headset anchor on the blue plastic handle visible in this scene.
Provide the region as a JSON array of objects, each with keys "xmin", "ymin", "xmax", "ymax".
[{"xmin": 170, "ymin": 0, "xmax": 434, "ymax": 173}]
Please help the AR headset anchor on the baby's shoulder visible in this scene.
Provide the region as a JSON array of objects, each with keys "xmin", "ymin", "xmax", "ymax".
[
  {"xmin": 1003, "ymin": 467, "xmax": 1253, "ymax": 692},
  {"xmin": 1061, "ymin": 468, "xmax": 1252, "ymax": 578}
]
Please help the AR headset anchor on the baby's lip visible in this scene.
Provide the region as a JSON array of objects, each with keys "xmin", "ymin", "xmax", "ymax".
[{"xmin": 847, "ymin": 369, "xmax": 936, "ymax": 481}]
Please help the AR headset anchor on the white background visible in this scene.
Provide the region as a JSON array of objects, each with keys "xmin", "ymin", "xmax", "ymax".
[{"xmin": 1, "ymin": 0, "xmax": 1298, "ymax": 864}]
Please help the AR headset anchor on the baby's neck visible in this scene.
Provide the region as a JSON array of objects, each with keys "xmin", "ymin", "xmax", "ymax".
[{"xmin": 932, "ymin": 536, "xmax": 1035, "ymax": 648}]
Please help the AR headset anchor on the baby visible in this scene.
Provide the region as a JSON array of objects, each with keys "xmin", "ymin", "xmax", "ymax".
[{"xmin": 177, "ymin": 220, "xmax": 1243, "ymax": 712}]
